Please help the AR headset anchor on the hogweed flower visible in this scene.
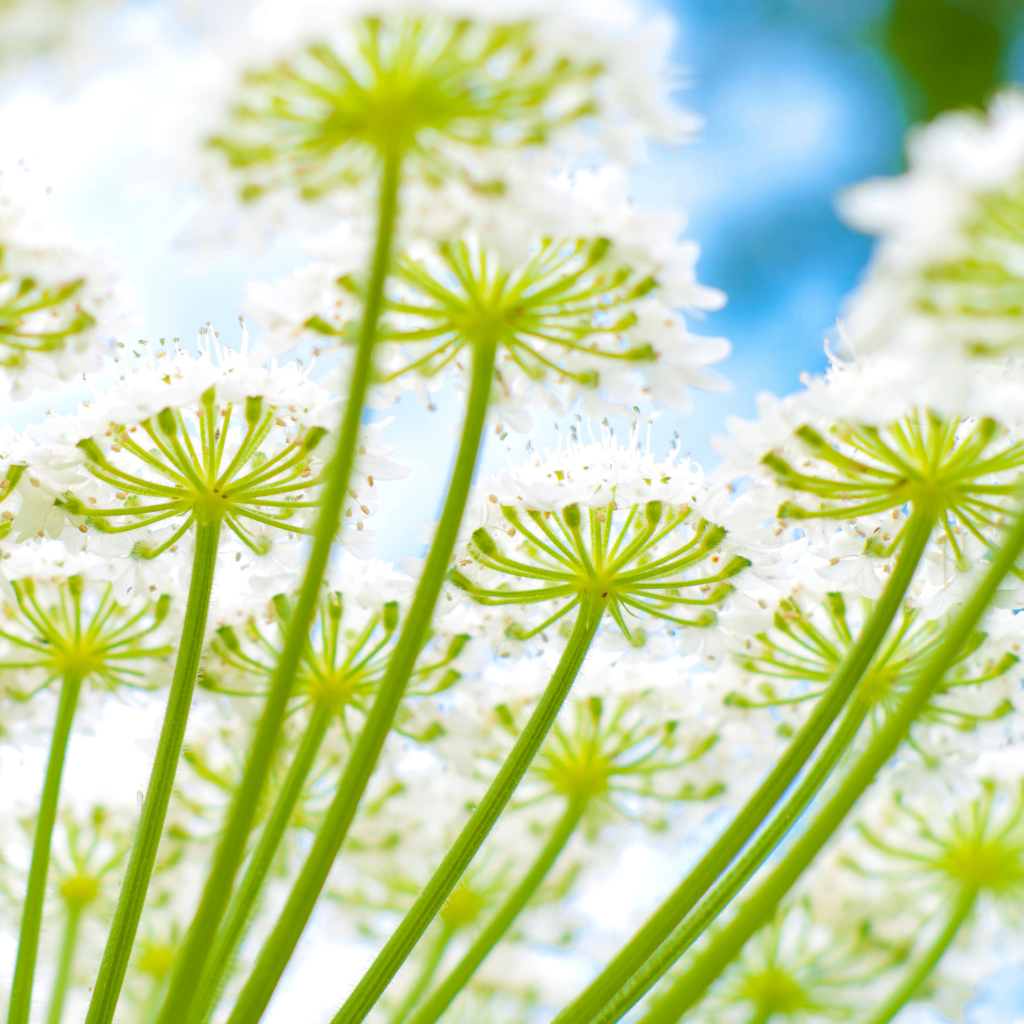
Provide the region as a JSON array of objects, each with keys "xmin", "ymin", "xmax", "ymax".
[
  {"xmin": 45, "ymin": 806, "xmax": 130, "ymax": 1024},
  {"xmin": 839, "ymin": 91, "xmax": 1024, "ymax": 385},
  {"xmin": 728, "ymin": 359, "xmax": 1024, "ymax": 560},
  {"xmin": 697, "ymin": 900, "xmax": 896, "ymax": 1024},
  {"xmin": 33, "ymin": 336, "xmax": 401, "ymax": 561},
  {"xmin": 511, "ymin": 691, "xmax": 725, "ymax": 831},
  {"xmin": 0, "ymin": 573, "xmax": 173, "ymax": 699},
  {"xmin": 0, "ymin": 183, "xmax": 130, "ymax": 398},
  {"xmin": 298, "ymin": 224, "xmax": 726, "ymax": 426},
  {"xmin": 205, "ymin": 566, "xmax": 470, "ymax": 732},
  {"xmin": 725, "ymin": 588, "xmax": 1022, "ymax": 738},
  {"xmin": 204, "ymin": 5, "xmax": 693, "ymax": 207},
  {"xmin": 452, "ymin": 433, "xmax": 748, "ymax": 644},
  {"xmin": 853, "ymin": 778, "xmax": 1024, "ymax": 909},
  {"xmin": 838, "ymin": 773, "xmax": 1024, "ymax": 1023}
]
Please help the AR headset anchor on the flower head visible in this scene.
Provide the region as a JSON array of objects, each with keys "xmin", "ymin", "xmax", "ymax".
[
  {"xmin": 29, "ymin": 331, "xmax": 398, "ymax": 561},
  {"xmin": 452, "ymin": 430, "xmax": 748, "ymax": 644},
  {"xmin": 201, "ymin": 2, "xmax": 695, "ymax": 210},
  {"xmin": 724, "ymin": 587, "xmax": 1022, "ymax": 739},
  {"xmin": 251, "ymin": 168, "xmax": 727, "ymax": 426},
  {"xmin": 722, "ymin": 357, "xmax": 1024, "ymax": 561},
  {"xmin": 0, "ymin": 180, "xmax": 131, "ymax": 398},
  {"xmin": 203, "ymin": 557, "xmax": 470, "ymax": 729},
  {"xmin": 0, "ymin": 569, "xmax": 173, "ymax": 700},
  {"xmin": 838, "ymin": 90, "xmax": 1024, "ymax": 411}
]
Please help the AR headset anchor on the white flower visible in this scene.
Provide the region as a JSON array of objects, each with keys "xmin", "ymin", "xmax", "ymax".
[
  {"xmin": 838, "ymin": 89, "xmax": 1024, "ymax": 415},
  {"xmin": 178, "ymin": 0, "xmax": 700, "ymax": 249},
  {"xmin": 0, "ymin": 172, "xmax": 133, "ymax": 398}
]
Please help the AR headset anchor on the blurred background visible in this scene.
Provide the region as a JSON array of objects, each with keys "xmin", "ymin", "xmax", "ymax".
[{"xmin": 2, "ymin": 1, "xmax": 1024, "ymax": 1019}]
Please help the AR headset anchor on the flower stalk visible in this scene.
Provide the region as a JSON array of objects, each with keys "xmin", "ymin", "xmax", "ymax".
[
  {"xmin": 408, "ymin": 797, "xmax": 587, "ymax": 1024},
  {"xmin": 329, "ymin": 597, "xmax": 605, "ymax": 1024},
  {"xmin": 222, "ymin": 329, "xmax": 498, "ymax": 1024},
  {"xmin": 85, "ymin": 516, "xmax": 221, "ymax": 1024},
  {"xmin": 635, "ymin": 501, "xmax": 1024, "ymax": 1024},
  {"xmin": 549, "ymin": 505, "xmax": 935, "ymax": 1024},
  {"xmin": 6, "ymin": 669, "xmax": 83, "ymax": 1024},
  {"xmin": 154, "ymin": 149, "xmax": 402, "ymax": 1024}
]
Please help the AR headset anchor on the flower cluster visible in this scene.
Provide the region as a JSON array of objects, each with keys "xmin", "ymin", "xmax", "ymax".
[{"xmin": 0, "ymin": 178, "xmax": 131, "ymax": 398}]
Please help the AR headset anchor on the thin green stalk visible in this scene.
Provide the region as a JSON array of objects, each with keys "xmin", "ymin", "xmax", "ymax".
[
  {"xmin": 329, "ymin": 600, "xmax": 605, "ymax": 1024},
  {"xmin": 190, "ymin": 701, "xmax": 335, "ymax": 1023},
  {"xmin": 46, "ymin": 906, "xmax": 82, "ymax": 1024},
  {"xmin": 862, "ymin": 887, "xmax": 977, "ymax": 1024},
  {"xmin": 550, "ymin": 506, "xmax": 936, "ymax": 1024},
  {"xmin": 388, "ymin": 926, "xmax": 454, "ymax": 1024},
  {"xmin": 637, "ymin": 505, "xmax": 1024, "ymax": 1024},
  {"xmin": 84, "ymin": 515, "xmax": 222, "ymax": 1024},
  {"xmin": 224, "ymin": 331, "xmax": 499, "ymax": 1024},
  {"xmin": 155, "ymin": 148, "xmax": 403, "ymax": 1024},
  {"xmin": 591, "ymin": 698, "xmax": 871, "ymax": 1024},
  {"xmin": 7, "ymin": 669, "xmax": 84, "ymax": 1024},
  {"xmin": 409, "ymin": 798, "xmax": 586, "ymax": 1024}
]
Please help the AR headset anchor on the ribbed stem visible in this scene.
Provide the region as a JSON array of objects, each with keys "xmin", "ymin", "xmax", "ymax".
[
  {"xmin": 551, "ymin": 507, "xmax": 936, "ymax": 1024},
  {"xmin": 190, "ymin": 701, "xmax": 334, "ymax": 1023},
  {"xmin": 84, "ymin": 515, "xmax": 222, "ymax": 1024},
  {"xmin": 409, "ymin": 799, "xmax": 586, "ymax": 1024},
  {"xmin": 45, "ymin": 905, "xmax": 82, "ymax": 1024},
  {"xmin": 637, "ymin": 504, "xmax": 1024, "ymax": 1024},
  {"xmin": 7, "ymin": 671, "xmax": 83, "ymax": 1024},
  {"xmin": 154, "ymin": 148, "xmax": 403, "ymax": 1024},
  {"xmin": 862, "ymin": 887, "xmax": 977, "ymax": 1024},
  {"xmin": 387, "ymin": 926, "xmax": 453, "ymax": 1024},
  {"xmin": 330, "ymin": 601, "xmax": 604, "ymax": 1024},
  {"xmin": 224, "ymin": 332, "xmax": 499, "ymax": 1024},
  {"xmin": 592, "ymin": 698, "xmax": 871, "ymax": 1024}
]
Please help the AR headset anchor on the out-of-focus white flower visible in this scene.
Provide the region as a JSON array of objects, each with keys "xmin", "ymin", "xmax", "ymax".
[
  {"xmin": 246, "ymin": 170, "xmax": 728, "ymax": 427},
  {"xmin": 0, "ymin": 173, "xmax": 133, "ymax": 399},
  {"xmin": 838, "ymin": 89, "xmax": 1024, "ymax": 415},
  {"xmin": 182, "ymin": 0, "xmax": 699, "ymax": 248}
]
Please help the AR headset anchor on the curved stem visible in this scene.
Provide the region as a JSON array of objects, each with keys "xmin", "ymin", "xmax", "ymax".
[
  {"xmin": 154, "ymin": 149, "xmax": 403, "ymax": 1024},
  {"xmin": 190, "ymin": 701, "xmax": 335, "ymax": 1023},
  {"xmin": 84, "ymin": 515, "xmax": 222, "ymax": 1024},
  {"xmin": 224, "ymin": 331, "xmax": 499, "ymax": 1024},
  {"xmin": 7, "ymin": 671, "xmax": 84, "ymax": 1024},
  {"xmin": 329, "ymin": 599, "xmax": 604, "ymax": 1024},
  {"xmin": 550, "ymin": 506, "xmax": 935, "ymax": 1024},
  {"xmin": 387, "ymin": 926, "xmax": 453, "ymax": 1024},
  {"xmin": 409, "ymin": 798, "xmax": 586, "ymax": 1024},
  {"xmin": 637, "ymin": 504, "xmax": 1024, "ymax": 1024},
  {"xmin": 862, "ymin": 887, "xmax": 977, "ymax": 1024},
  {"xmin": 46, "ymin": 906, "xmax": 83, "ymax": 1024},
  {"xmin": 592, "ymin": 698, "xmax": 871, "ymax": 1024}
]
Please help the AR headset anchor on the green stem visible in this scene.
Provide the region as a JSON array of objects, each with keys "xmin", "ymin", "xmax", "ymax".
[
  {"xmin": 190, "ymin": 701, "xmax": 335, "ymax": 1024},
  {"xmin": 550, "ymin": 506, "xmax": 936, "ymax": 1024},
  {"xmin": 7, "ymin": 670, "xmax": 84, "ymax": 1024},
  {"xmin": 592, "ymin": 698, "xmax": 872, "ymax": 1024},
  {"xmin": 637, "ymin": 505, "xmax": 1024, "ymax": 1024},
  {"xmin": 408, "ymin": 798, "xmax": 587, "ymax": 1024},
  {"xmin": 84, "ymin": 515, "xmax": 222, "ymax": 1024},
  {"xmin": 224, "ymin": 330, "xmax": 499, "ymax": 1024},
  {"xmin": 329, "ymin": 600, "xmax": 605, "ymax": 1024},
  {"xmin": 154, "ymin": 148, "xmax": 403, "ymax": 1024},
  {"xmin": 46, "ymin": 906, "xmax": 83, "ymax": 1024},
  {"xmin": 861, "ymin": 887, "xmax": 977, "ymax": 1024},
  {"xmin": 388, "ymin": 926, "xmax": 453, "ymax": 1024}
]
